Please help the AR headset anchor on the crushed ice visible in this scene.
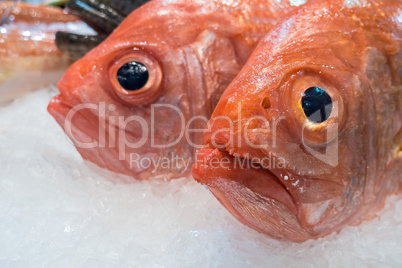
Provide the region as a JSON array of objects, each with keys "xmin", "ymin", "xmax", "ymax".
[{"xmin": 0, "ymin": 88, "xmax": 401, "ymax": 267}]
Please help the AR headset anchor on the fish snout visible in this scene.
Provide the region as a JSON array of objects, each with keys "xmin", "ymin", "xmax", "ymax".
[{"xmin": 204, "ymin": 91, "xmax": 283, "ymax": 153}]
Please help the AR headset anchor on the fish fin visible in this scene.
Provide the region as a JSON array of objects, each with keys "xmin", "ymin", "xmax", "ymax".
[
  {"xmin": 55, "ymin": 32, "xmax": 106, "ymax": 60},
  {"xmin": 56, "ymin": 0, "xmax": 151, "ymax": 61},
  {"xmin": 98, "ymin": 0, "xmax": 151, "ymax": 17},
  {"xmin": 66, "ymin": 0, "xmax": 124, "ymax": 34}
]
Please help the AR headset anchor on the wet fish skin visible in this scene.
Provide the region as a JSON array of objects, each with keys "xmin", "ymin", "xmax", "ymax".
[
  {"xmin": 0, "ymin": 1, "xmax": 75, "ymax": 24},
  {"xmin": 47, "ymin": 0, "xmax": 303, "ymax": 180},
  {"xmin": 192, "ymin": 0, "xmax": 402, "ymax": 242},
  {"xmin": 0, "ymin": 2, "xmax": 90, "ymax": 103}
]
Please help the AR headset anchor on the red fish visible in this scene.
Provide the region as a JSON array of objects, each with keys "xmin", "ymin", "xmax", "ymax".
[
  {"xmin": 193, "ymin": 0, "xmax": 402, "ymax": 241},
  {"xmin": 0, "ymin": 2, "xmax": 93, "ymax": 103},
  {"xmin": 47, "ymin": 0, "xmax": 303, "ymax": 180}
]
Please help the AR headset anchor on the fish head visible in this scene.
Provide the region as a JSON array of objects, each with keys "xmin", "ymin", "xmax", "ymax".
[
  {"xmin": 193, "ymin": 3, "xmax": 402, "ymax": 241},
  {"xmin": 48, "ymin": 2, "xmax": 245, "ymax": 180}
]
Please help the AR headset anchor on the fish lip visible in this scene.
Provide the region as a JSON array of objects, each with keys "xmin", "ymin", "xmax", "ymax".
[
  {"xmin": 194, "ymin": 146, "xmax": 298, "ymax": 216},
  {"xmin": 47, "ymin": 93, "xmax": 175, "ymax": 178},
  {"xmin": 47, "ymin": 94, "xmax": 134, "ymax": 175},
  {"xmin": 48, "ymin": 94, "xmax": 97, "ymax": 136}
]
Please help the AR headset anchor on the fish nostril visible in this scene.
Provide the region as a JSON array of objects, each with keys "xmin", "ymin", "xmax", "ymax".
[{"xmin": 261, "ymin": 97, "xmax": 271, "ymax": 109}]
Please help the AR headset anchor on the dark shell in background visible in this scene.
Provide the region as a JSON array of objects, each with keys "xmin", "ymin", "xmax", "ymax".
[{"xmin": 56, "ymin": 0, "xmax": 151, "ymax": 60}]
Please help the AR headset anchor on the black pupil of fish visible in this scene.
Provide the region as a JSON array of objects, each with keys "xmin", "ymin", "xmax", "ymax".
[
  {"xmin": 301, "ymin": 87, "xmax": 333, "ymax": 123},
  {"xmin": 117, "ymin": 61, "xmax": 149, "ymax": 91}
]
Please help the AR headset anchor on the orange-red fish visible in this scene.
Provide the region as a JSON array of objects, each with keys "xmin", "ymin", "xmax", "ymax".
[
  {"xmin": 47, "ymin": 0, "xmax": 304, "ymax": 180},
  {"xmin": 193, "ymin": 0, "xmax": 402, "ymax": 242},
  {"xmin": 0, "ymin": 2, "xmax": 93, "ymax": 103}
]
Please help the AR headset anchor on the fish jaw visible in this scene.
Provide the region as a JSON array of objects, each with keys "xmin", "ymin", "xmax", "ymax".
[
  {"xmin": 47, "ymin": 89, "xmax": 187, "ymax": 180},
  {"xmin": 192, "ymin": 147, "xmax": 316, "ymax": 242},
  {"xmin": 47, "ymin": 93, "xmax": 135, "ymax": 177},
  {"xmin": 193, "ymin": 148, "xmax": 298, "ymax": 215}
]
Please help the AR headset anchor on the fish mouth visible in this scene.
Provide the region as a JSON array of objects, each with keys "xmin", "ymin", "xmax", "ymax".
[
  {"xmin": 193, "ymin": 146, "xmax": 298, "ymax": 216},
  {"xmin": 47, "ymin": 94, "xmax": 98, "ymax": 145},
  {"xmin": 192, "ymin": 138, "xmax": 352, "ymax": 241},
  {"xmin": 192, "ymin": 145, "xmax": 316, "ymax": 241},
  {"xmin": 48, "ymin": 93, "xmax": 191, "ymax": 180},
  {"xmin": 47, "ymin": 93, "xmax": 136, "ymax": 177}
]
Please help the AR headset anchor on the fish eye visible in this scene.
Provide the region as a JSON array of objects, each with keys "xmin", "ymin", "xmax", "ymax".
[
  {"xmin": 109, "ymin": 49, "xmax": 163, "ymax": 105},
  {"xmin": 301, "ymin": 87, "xmax": 333, "ymax": 123},
  {"xmin": 117, "ymin": 61, "xmax": 149, "ymax": 91},
  {"xmin": 288, "ymin": 73, "xmax": 344, "ymax": 145}
]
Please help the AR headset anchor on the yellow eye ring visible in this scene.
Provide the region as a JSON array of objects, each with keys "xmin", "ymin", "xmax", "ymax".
[{"xmin": 285, "ymin": 71, "xmax": 345, "ymax": 145}]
